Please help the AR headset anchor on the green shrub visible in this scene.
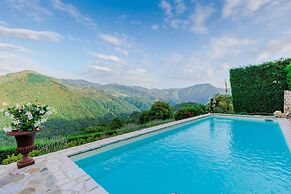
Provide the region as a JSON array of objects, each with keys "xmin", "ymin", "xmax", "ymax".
[
  {"xmin": 83, "ymin": 125, "xmax": 107, "ymax": 133},
  {"xmin": 2, "ymin": 154, "xmax": 22, "ymax": 165},
  {"xmin": 174, "ymin": 104, "xmax": 207, "ymax": 120},
  {"xmin": 0, "ymin": 146, "xmax": 16, "ymax": 163},
  {"xmin": 110, "ymin": 118, "xmax": 123, "ymax": 129},
  {"xmin": 207, "ymin": 94, "xmax": 234, "ymax": 113},
  {"xmin": 230, "ymin": 58, "xmax": 290, "ymax": 113},
  {"xmin": 286, "ymin": 63, "xmax": 291, "ymax": 90},
  {"xmin": 29, "ymin": 150, "xmax": 42, "ymax": 157},
  {"xmin": 139, "ymin": 101, "xmax": 173, "ymax": 124},
  {"xmin": 139, "ymin": 111, "xmax": 150, "ymax": 124}
]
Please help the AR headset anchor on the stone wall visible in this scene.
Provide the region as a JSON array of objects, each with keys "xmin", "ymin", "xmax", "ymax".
[{"xmin": 284, "ymin": 90, "xmax": 291, "ymax": 114}]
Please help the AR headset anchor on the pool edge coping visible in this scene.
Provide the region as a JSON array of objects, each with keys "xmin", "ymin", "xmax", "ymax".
[{"xmin": 277, "ymin": 118, "xmax": 291, "ymax": 152}]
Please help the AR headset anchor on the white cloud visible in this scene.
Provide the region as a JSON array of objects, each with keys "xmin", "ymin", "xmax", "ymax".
[
  {"xmin": 161, "ymin": 53, "xmax": 184, "ymax": 64},
  {"xmin": 0, "ymin": 21, "xmax": 8, "ymax": 26},
  {"xmin": 0, "ymin": 52, "xmax": 39, "ymax": 75},
  {"xmin": 159, "ymin": 1, "xmax": 214, "ymax": 34},
  {"xmin": 0, "ymin": 25, "xmax": 63, "ymax": 41},
  {"xmin": 207, "ymin": 36, "xmax": 256, "ymax": 59},
  {"xmin": 152, "ymin": 24, "xmax": 159, "ymax": 30},
  {"xmin": 89, "ymin": 52, "xmax": 125, "ymax": 65},
  {"xmin": 256, "ymin": 34, "xmax": 291, "ymax": 61},
  {"xmin": 222, "ymin": 0, "xmax": 289, "ymax": 21},
  {"xmin": 89, "ymin": 64, "xmax": 112, "ymax": 72},
  {"xmin": 175, "ymin": 0, "xmax": 186, "ymax": 15},
  {"xmin": 98, "ymin": 33, "xmax": 123, "ymax": 46},
  {"xmin": 160, "ymin": 0, "xmax": 173, "ymax": 21},
  {"xmin": 5, "ymin": 0, "xmax": 52, "ymax": 22},
  {"xmin": 189, "ymin": 4, "xmax": 215, "ymax": 34},
  {"xmin": 51, "ymin": 0, "xmax": 96, "ymax": 29},
  {"xmin": 0, "ymin": 43, "xmax": 28, "ymax": 52},
  {"xmin": 115, "ymin": 47, "xmax": 129, "ymax": 56}
]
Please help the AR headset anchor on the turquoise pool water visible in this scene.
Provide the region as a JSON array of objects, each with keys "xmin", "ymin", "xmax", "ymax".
[{"xmin": 75, "ymin": 116, "xmax": 291, "ymax": 193}]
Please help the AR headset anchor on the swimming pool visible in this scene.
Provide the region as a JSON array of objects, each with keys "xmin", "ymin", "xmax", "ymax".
[{"xmin": 74, "ymin": 116, "xmax": 291, "ymax": 193}]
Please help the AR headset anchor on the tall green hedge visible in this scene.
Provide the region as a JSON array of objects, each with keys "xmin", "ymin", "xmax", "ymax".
[{"xmin": 230, "ymin": 58, "xmax": 291, "ymax": 113}]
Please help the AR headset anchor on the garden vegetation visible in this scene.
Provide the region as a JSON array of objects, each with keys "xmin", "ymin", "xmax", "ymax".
[{"xmin": 230, "ymin": 58, "xmax": 291, "ymax": 113}]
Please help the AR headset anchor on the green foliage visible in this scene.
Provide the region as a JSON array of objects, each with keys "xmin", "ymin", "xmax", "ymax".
[
  {"xmin": 2, "ymin": 154, "xmax": 22, "ymax": 165},
  {"xmin": 1, "ymin": 150, "xmax": 42, "ymax": 165},
  {"xmin": 2, "ymin": 103, "xmax": 53, "ymax": 132},
  {"xmin": 110, "ymin": 118, "xmax": 123, "ymax": 129},
  {"xmin": 230, "ymin": 58, "xmax": 290, "ymax": 113},
  {"xmin": 149, "ymin": 101, "xmax": 173, "ymax": 120},
  {"xmin": 138, "ymin": 101, "xmax": 174, "ymax": 124},
  {"xmin": 172, "ymin": 102, "xmax": 197, "ymax": 112},
  {"xmin": 82, "ymin": 125, "xmax": 107, "ymax": 133},
  {"xmin": 207, "ymin": 94, "xmax": 234, "ymax": 113},
  {"xmin": 139, "ymin": 111, "xmax": 150, "ymax": 124},
  {"xmin": 286, "ymin": 63, "xmax": 291, "ymax": 90},
  {"xmin": 29, "ymin": 150, "xmax": 42, "ymax": 157},
  {"xmin": 174, "ymin": 104, "xmax": 207, "ymax": 120}
]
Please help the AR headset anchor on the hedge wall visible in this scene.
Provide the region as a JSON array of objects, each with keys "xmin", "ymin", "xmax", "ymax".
[{"xmin": 230, "ymin": 58, "xmax": 291, "ymax": 113}]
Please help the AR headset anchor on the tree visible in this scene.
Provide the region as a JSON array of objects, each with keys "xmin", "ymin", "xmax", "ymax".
[
  {"xmin": 148, "ymin": 101, "xmax": 174, "ymax": 120},
  {"xmin": 110, "ymin": 118, "xmax": 123, "ymax": 129},
  {"xmin": 174, "ymin": 104, "xmax": 207, "ymax": 120},
  {"xmin": 207, "ymin": 94, "xmax": 233, "ymax": 113},
  {"xmin": 138, "ymin": 101, "xmax": 174, "ymax": 124}
]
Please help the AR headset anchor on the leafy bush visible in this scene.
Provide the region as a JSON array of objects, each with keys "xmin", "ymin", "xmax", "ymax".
[
  {"xmin": 286, "ymin": 63, "xmax": 291, "ymax": 90},
  {"xmin": 110, "ymin": 118, "xmax": 123, "ymax": 129},
  {"xmin": 207, "ymin": 94, "xmax": 234, "ymax": 113},
  {"xmin": 2, "ymin": 154, "xmax": 22, "ymax": 165},
  {"xmin": 83, "ymin": 125, "xmax": 107, "ymax": 133},
  {"xmin": 174, "ymin": 104, "xmax": 207, "ymax": 120},
  {"xmin": 139, "ymin": 111, "xmax": 150, "ymax": 124},
  {"xmin": 2, "ymin": 150, "xmax": 42, "ymax": 165},
  {"xmin": 149, "ymin": 101, "xmax": 173, "ymax": 120},
  {"xmin": 230, "ymin": 58, "xmax": 290, "ymax": 113},
  {"xmin": 139, "ymin": 101, "xmax": 173, "ymax": 124}
]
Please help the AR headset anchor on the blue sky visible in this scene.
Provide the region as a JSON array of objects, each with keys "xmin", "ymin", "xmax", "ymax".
[{"xmin": 0, "ymin": 0, "xmax": 290, "ymax": 88}]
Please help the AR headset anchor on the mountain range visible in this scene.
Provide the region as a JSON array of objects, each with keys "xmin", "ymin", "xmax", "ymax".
[{"xmin": 0, "ymin": 70, "xmax": 225, "ymax": 139}]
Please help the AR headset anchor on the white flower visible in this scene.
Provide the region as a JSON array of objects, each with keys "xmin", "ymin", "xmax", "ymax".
[
  {"xmin": 26, "ymin": 102, "xmax": 32, "ymax": 106},
  {"xmin": 25, "ymin": 111, "xmax": 33, "ymax": 120},
  {"xmin": 16, "ymin": 103, "xmax": 20, "ymax": 108},
  {"xmin": 40, "ymin": 119, "xmax": 47, "ymax": 123},
  {"xmin": 4, "ymin": 112, "xmax": 10, "ymax": 117},
  {"xmin": 12, "ymin": 119, "xmax": 20, "ymax": 125},
  {"xmin": 3, "ymin": 127, "xmax": 13, "ymax": 133},
  {"xmin": 40, "ymin": 110, "xmax": 45, "ymax": 114}
]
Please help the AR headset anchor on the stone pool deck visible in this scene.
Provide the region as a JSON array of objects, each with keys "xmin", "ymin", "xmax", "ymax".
[{"xmin": 0, "ymin": 114, "xmax": 211, "ymax": 194}]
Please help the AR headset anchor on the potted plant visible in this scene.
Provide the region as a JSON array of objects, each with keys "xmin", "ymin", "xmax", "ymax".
[{"xmin": 1, "ymin": 103, "xmax": 53, "ymax": 169}]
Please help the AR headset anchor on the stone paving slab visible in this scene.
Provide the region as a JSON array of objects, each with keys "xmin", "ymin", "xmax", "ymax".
[{"xmin": 278, "ymin": 118, "xmax": 291, "ymax": 152}]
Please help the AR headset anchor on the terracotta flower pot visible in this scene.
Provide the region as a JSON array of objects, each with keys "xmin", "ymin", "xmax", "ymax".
[{"xmin": 7, "ymin": 131, "xmax": 37, "ymax": 169}]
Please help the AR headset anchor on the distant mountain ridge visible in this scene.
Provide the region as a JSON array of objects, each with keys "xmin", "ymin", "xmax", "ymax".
[{"xmin": 59, "ymin": 78, "xmax": 225, "ymax": 104}]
